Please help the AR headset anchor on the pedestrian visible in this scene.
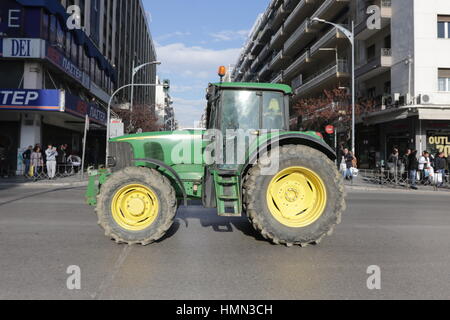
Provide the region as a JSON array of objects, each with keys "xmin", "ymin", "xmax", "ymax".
[
  {"xmin": 388, "ymin": 148, "xmax": 400, "ymax": 179},
  {"xmin": 0, "ymin": 142, "xmax": 8, "ymax": 178},
  {"xmin": 418, "ymin": 151, "xmax": 431, "ymax": 184},
  {"xmin": 342, "ymin": 148, "xmax": 355, "ymax": 181},
  {"xmin": 31, "ymin": 146, "xmax": 43, "ymax": 181},
  {"xmin": 45, "ymin": 144, "xmax": 58, "ymax": 180},
  {"xmin": 434, "ymin": 152, "xmax": 446, "ymax": 187},
  {"xmin": 403, "ymin": 149, "xmax": 411, "ymax": 171},
  {"xmin": 22, "ymin": 146, "xmax": 33, "ymax": 177},
  {"xmin": 408, "ymin": 150, "xmax": 419, "ymax": 190}
]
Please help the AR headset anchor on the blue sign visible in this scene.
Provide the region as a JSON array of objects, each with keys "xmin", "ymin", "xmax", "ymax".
[
  {"xmin": 64, "ymin": 93, "xmax": 107, "ymax": 126},
  {"xmin": 0, "ymin": 89, "xmax": 61, "ymax": 111}
]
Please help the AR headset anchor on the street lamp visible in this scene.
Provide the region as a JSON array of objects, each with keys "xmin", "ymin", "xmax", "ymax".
[
  {"xmin": 130, "ymin": 60, "xmax": 161, "ymax": 128},
  {"xmin": 312, "ymin": 17, "xmax": 356, "ymax": 154}
]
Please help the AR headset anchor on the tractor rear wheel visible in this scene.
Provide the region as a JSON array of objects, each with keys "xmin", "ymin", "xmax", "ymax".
[
  {"xmin": 243, "ymin": 145, "xmax": 345, "ymax": 247},
  {"xmin": 96, "ymin": 167, "xmax": 177, "ymax": 245}
]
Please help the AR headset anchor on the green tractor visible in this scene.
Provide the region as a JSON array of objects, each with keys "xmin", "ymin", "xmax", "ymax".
[{"xmin": 86, "ymin": 82, "xmax": 345, "ymax": 246}]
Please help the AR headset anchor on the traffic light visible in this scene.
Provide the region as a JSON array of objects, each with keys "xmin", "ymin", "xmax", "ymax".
[{"xmin": 163, "ymin": 79, "xmax": 170, "ymax": 93}]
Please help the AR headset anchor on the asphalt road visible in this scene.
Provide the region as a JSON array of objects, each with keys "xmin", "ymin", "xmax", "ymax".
[{"xmin": 0, "ymin": 185, "xmax": 449, "ymax": 300}]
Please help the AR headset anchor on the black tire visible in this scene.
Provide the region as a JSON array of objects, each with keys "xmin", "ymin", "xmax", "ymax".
[
  {"xmin": 243, "ymin": 145, "xmax": 346, "ymax": 247},
  {"xmin": 96, "ymin": 166, "xmax": 177, "ymax": 245}
]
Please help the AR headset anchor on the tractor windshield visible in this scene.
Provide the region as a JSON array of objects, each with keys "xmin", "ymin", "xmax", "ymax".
[{"xmin": 220, "ymin": 90, "xmax": 285, "ymax": 131}]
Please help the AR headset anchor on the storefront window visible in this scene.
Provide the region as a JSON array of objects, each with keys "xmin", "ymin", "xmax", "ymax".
[
  {"xmin": 56, "ymin": 20, "xmax": 64, "ymax": 47},
  {"xmin": 42, "ymin": 13, "xmax": 49, "ymax": 40},
  {"xmin": 49, "ymin": 15, "xmax": 56, "ymax": 44}
]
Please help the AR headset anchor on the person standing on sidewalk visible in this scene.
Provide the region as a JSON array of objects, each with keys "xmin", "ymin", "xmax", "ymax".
[
  {"xmin": 434, "ymin": 152, "xmax": 446, "ymax": 187},
  {"xmin": 45, "ymin": 144, "xmax": 58, "ymax": 180},
  {"xmin": 22, "ymin": 146, "xmax": 33, "ymax": 177},
  {"xmin": 342, "ymin": 148, "xmax": 355, "ymax": 181},
  {"xmin": 31, "ymin": 146, "xmax": 43, "ymax": 181},
  {"xmin": 408, "ymin": 150, "xmax": 419, "ymax": 190}
]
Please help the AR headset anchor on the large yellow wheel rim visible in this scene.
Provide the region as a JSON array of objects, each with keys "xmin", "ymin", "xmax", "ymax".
[
  {"xmin": 111, "ymin": 184, "xmax": 159, "ymax": 231},
  {"xmin": 267, "ymin": 166, "xmax": 327, "ymax": 228}
]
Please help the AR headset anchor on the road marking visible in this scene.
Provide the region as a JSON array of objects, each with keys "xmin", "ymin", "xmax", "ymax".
[{"xmin": 92, "ymin": 245, "xmax": 131, "ymax": 299}]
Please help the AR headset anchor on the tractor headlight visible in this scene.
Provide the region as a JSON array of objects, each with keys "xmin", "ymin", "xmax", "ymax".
[{"xmin": 107, "ymin": 156, "xmax": 117, "ymax": 168}]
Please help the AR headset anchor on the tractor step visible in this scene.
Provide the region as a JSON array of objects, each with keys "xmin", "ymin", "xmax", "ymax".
[{"xmin": 214, "ymin": 172, "xmax": 242, "ymax": 217}]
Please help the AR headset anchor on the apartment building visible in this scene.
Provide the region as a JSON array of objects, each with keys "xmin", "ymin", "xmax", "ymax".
[
  {"xmin": 355, "ymin": 0, "xmax": 450, "ymax": 168},
  {"xmin": 0, "ymin": 0, "xmax": 156, "ymax": 173},
  {"xmin": 233, "ymin": 0, "xmax": 450, "ymax": 168},
  {"xmin": 155, "ymin": 77, "xmax": 176, "ymax": 131}
]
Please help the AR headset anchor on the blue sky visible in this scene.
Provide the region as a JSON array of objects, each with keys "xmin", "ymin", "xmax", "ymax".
[{"xmin": 143, "ymin": 0, "xmax": 270, "ymax": 128}]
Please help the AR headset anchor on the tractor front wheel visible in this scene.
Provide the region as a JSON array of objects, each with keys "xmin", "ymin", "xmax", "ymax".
[
  {"xmin": 96, "ymin": 167, "xmax": 177, "ymax": 245},
  {"xmin": 243, "ymin": 145, "xmax": 346, "ymax": 247}
]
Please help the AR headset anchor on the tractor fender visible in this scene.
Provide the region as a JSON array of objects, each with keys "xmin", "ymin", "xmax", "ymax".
[
  {"xmin": 133, "ymin": 158, "xmax": 188, "ymax": 206},
  {"xmin": 242, "ymin": 133, "xmax": 336, "ymax": 180}
]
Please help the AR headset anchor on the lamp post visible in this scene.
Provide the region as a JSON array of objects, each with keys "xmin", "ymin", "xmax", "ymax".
[
  {"xmin": 130, "ymin": 60, "xmax": 161, "ymax": 128},
  {"xmin": 312, "ymin": 17, "xmax": 356, "ymax": 154},
  {"xmin": 106, "ymin": 82, "xmax": 169, "ymax": 161}
]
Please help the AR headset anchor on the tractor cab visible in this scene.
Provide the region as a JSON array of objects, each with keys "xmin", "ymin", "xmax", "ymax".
[{"xmin": 206, "ymin": 82, "xmax": 292, "ymax": 133}]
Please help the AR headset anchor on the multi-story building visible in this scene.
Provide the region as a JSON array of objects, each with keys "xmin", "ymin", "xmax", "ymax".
[
  {"xmin": 355, "ymin": 0, "xmax": 450, "ymax": 168},
  {"xmin": 0, "ymin": 0, "xmax": 156, "ymax": 174},
  {"xmin": 233, "ymin": 0, "xmax": 450, "ymax": 168},
  {"xmin": 155, "ymin": 77, "xmax": 176, "ymax": 131}
]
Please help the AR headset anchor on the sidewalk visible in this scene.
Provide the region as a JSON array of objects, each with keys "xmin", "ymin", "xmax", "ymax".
[
  {"xmin": 0, "ymin": 174, "xmax": 89, "ymax": 188},
  {"xmin": 345, "ymin": 174, "xmax": 450, "ymax": 193}
]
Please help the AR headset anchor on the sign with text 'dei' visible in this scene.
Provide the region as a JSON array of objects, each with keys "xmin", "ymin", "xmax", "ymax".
[{"xmin": 2, "ymin": 38, "xmax": 44, "ymax": 58}]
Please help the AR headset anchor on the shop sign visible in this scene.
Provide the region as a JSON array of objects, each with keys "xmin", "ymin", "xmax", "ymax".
[
  {"xmin": 0, "ymin": 89, "xmax": 61, "ymax": 111},
  {"xmin": 427, "ymin": 134, "xmax": 450, "ymax": 157},
  {"xmin": 64, "ymin": 93, "xmax": 107, "ymax": 126},
  {"xmin": 2, "ymin": 38, "xmax": 44, "ymax": 58},
  {"xmin": 46, "ymin": 45, "xmax": 90, "ymax": 89}
]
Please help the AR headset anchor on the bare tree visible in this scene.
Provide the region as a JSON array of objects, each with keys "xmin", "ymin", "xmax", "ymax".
[{"xmin": 114, "ymin": 104, "xmax": 162, "ymax": 134}]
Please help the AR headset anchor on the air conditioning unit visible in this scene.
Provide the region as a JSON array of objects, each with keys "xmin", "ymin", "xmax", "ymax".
[{"xmin": 417, "ymin": 94, "xmax": 433, "ymax": 105}]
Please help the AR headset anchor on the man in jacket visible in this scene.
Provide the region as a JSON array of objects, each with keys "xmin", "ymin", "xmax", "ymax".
[
  {"xmin": 434, "ymin": 152, "xmax": 446, "ymax": 187},
  {"xmin": 45, "ymin": 144, "xmax": 58, "ymax": 180},
  {"xmin": 408, "ymin": 150, "xmax": 419, "ymax": 190},
  {"xmin": 22, "ymin": 146, "xmax": 33, "ymax": 177}
]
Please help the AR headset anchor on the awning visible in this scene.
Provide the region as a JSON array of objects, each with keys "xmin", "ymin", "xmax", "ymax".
[{"xmin": 419, "ymin": 108, "xmax": 450, "ymax": 120}]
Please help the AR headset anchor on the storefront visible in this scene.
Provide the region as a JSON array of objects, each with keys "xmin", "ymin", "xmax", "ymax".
[{"xmin": 0, "ymin": 88, "xmax": 106, "ymax": 174}]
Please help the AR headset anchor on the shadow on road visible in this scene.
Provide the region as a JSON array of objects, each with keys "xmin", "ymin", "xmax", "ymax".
[{"xmin": 175, "ymin": 206, "xmax": 267, "ymax": 243}]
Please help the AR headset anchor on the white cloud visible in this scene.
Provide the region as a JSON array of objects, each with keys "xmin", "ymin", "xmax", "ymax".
[
  {"xmin": 209, "ymin": 29, "xmax": 250, "ymax": 42},
  {"xmin": 171, "ymin": 97, "xmax": 206, "ymax": 128},
  {"xmin": 156, "ymin": 31, "xmax": 192, "ymax": 41},
  {"xmin": 156, "ymin": 42, "xmax": 241, "ymax": 80}
]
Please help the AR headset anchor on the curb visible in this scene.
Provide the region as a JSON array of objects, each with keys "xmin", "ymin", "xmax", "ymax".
[
  {"xmin": 345, "ymin": 185, "xmax": 450, "ymax": 194},
  {"xmin": 0, "ymin": 181, "xmax": 88, "ymax": 189}
]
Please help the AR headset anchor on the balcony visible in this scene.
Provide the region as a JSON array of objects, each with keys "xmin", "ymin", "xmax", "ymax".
[
  {"xmin": 355, "ymin": 48, "xmax": 392, "ymax": 81},
  {"xmin": 271, "ymin": 71, "xmax": 284, "ymax": 84},
  {"xmin": 284, "ymin": 0, "xmax": 317, "ymax": 33},
  {"xmin": 258, "ymin": 63, "xmax": 272, "ymax": 81},
  {"xmin": 270, "ymin": 25, "xmax": 288, "ymax": 50},
  {"xmin": 309, "ymin": 25, "xmax": 349, "ymax": 58},
  {"xmin": 269, "ymin": 50, "xmax": 291, "ymax": 71},
  {"xmin": 355, "ymin": 0, "xmax": 392, "ymax": 40},
  {"xmin": 294, "ymin": 59, "xmax": 350, "ymax": 97},
  {"xmin": 271, "ymin": 0, "xmax": 294, "ymax": 31},
  {"xmin": 258, "ymin": 43, "xmax": 272, "ymax": 64},
  {"xmin": 311, "ymin": 0, "xmax": 350, "ymax": 21},
  {"xmin": 284, "ymin": 19, "xmax": 316, "ymax": 56},
  {"xmin": 284, "ymin": 50, "xmax": 312, "ymax": 80}
]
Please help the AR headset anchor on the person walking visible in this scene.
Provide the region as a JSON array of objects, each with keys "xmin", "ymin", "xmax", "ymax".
[
  {"xmin": 434, "ymin": 152, "xmax": 446, "ymax": 187},
  {"xmin": 22, "ymin": 146, "xmax": 33, "ymax": 177},
  {"xmin": 45, "ymin": 144, "xmax": 58, "ymax": 180},
  {"xmin": 408, "ymin": 150, "xmax": 419, "ymax": 190},
  {"xmin": 31, "ymin": 146, "xmax": 43, "ymax": 181},
  {"xmin": 342, "ymin": 148, "xmax": 355, "ymax": 181}
]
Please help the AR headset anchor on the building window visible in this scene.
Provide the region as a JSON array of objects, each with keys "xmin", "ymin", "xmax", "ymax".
[
  {"xmin": 438, "ymin": 15, "xmax": 450, "ymax": 38},
  {"xmin": 366, "ymin": 45, "xmax": 376, "ymax": 61},
  {"xmin": 438, "ymin": 68, "xmax": 450, "ymax": 92}
]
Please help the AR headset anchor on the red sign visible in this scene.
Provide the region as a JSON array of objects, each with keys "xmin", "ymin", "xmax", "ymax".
[{"xmin": 325, "ymin": 125, "xmax": 335, "ymax": 134}]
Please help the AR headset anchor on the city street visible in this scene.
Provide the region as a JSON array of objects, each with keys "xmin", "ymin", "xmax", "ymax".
[{"xmin": 0, "ymin": 185, "xmax": 449, "ymax": 300}]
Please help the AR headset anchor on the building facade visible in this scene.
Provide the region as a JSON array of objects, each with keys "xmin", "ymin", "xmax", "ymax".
[
  {"xmin": 0, "ymin": 0, "xmax": 156, "ymax": 174},
  {"xmin": 232, "ymin": 0, "xmax": 450, "ymax": 168},
  {"xmin": 155, "ymin": 77, "xmax": 176, "ymax": 131}
]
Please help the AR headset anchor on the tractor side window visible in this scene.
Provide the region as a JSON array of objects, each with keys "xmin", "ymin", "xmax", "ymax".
[
  {"xmin": 221, "ymin": 90, "xmax": 260, "ymax": 131},
  {"xmin": 262, "ymin": 92, "xmax": 284, "ymax": 130}
]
